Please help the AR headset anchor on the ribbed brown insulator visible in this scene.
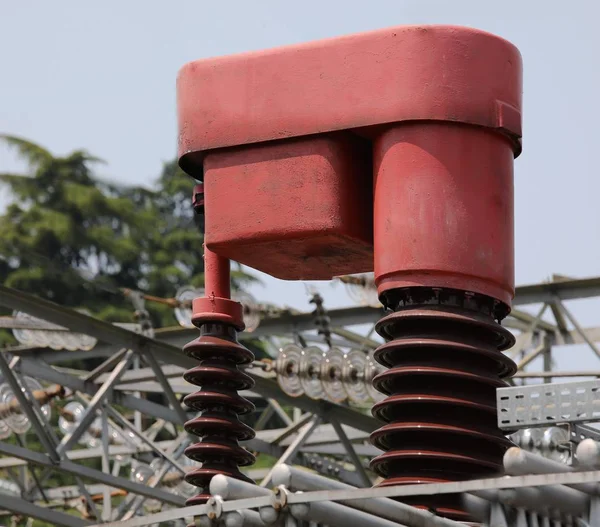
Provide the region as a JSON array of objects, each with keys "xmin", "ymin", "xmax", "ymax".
[
  {"xmin": 370, "ymin": 288, "xmax": 516, "ymax": 521},
  {"xmin": 182, "ymin": 321, "xmax": 256, "ymax": 506}
]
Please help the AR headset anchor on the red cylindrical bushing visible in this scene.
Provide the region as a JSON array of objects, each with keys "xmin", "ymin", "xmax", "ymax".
[{"xmin": 374, "ymin": 122, "xmax": 516, "ymax": 307}]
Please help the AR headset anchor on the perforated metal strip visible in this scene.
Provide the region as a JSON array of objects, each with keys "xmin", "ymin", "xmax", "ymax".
[{"xmin": 497, "ymin": 379, "xmax": 600, "ymax": 430}]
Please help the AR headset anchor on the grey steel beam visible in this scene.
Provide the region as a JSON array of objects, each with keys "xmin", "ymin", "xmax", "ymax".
[
  {"xmin": 512, "ymin": 325, "xmax": 600, "ymax": 358},
  {"xmin": 0, "ymin": 354, "xmax": 60, "ymax": 462},
  {"xmin": 267, "ymin": 398, "xmax": 292, "ymax": 426},
  {"xmin": 96, "ymin": 364, "xmax": 185, "ymax": 386},
  {"xmin": 141, "ymin": 349, "xmax": 188, "ymax": 424},
  {"xmin": 154, "ymin": 304, "xmax": 384, "ymax": 346},
  {"xmin": 84, "ymin": 348, "xmax": 129, "ymax": 382},
  {"xmin": 11, "ymin": 346, "xmax": 115, "ymax": 363},
  {"xmin": 260, "ymin": 415, "xmax": 321, "ymax": 487},
  {"xmin": 106, "ymin": 406, "xmax": 187, "ymax": 473},
  {"xmin": 514, "ymin": 370, "xmax": 600, "ymax": 378},
  {"xmin": 0, "ymin": 357, "xmax": 100, "ymax": 517},
  {"xmin": 555, "ymin": 298, "xmax": 600, "ymax": 359},
  {"xmin": 87, "ymin": 470, "xmax": 600, "ymax": 527},
  {"xmin": 119, "ymin": 433, "xmax": 189, "ymax": 520},
  {"xmin": 149, "ymin": 276, "xmax": 600, "ymax": 341},
  {"xmin": 0, "ymin": 440, "xmax": 175, "ymax": 469},
  {"xmin": 250, "ymin": 369, "xmax": 377, "ymax": 434},
  {"xmin": 330, "ymin": 418, "xmax": 372, "ymax": 487},
  {"xmin": 256, "ymin": 422, "xmax": 370, "ymax": 446},
  {"xmin": 243, "ymin": 436, "xmax": 371, "ymax": 486},
  {"xmin": 0, "ymin": 285, "xmax": 180, "ymax": 364},
  {"xmin": 5, "ymin": 278, "xmax": 600, "ymax": 354},
  {"xmin": 271, "ymin": 466, "xmax": 462, "ymax": 527},
  {"xmin": 514, "ymin": 276, "xmax": 600, "ymax": 306},
  {"xmin": 0, "ymin": 440, "xmax": 185, "ymax": 506},
  {"xmin": 15, "ymin": 357, "xmax": 182, "ymax": 423},
  {"xmin": 0, "ymin": 286, "xmax": 379, "ymax": 433},
  {"xmin": 0, "ymin": 493, "xmax": 93, "ymax": 527},
  {"xmin": 160, "ymin": 325, "xmax": 600, "ymax": 360},
  {"xmin": 511, "ymin": 304, "xmax": 553, "ymax": 332},
  {"xmin": 516, "ymin": 337, "xmax": 550, "ymax": 371},
  {"xmin": 253, "ymin": 404, "xmax": 275, "ymax": 432},
  {"xmin": 113, "ymin": 380, "xmax": 252, "ymax": 396},
  {"xmin": 5, "ymin": 283, "xmax": 600, "ymax": 364},
  {"xmin": 57, "ymin": 350, "xmax": 135, "ymax": 454},
  {"xmin": 32, "ymin": 483, "xmax": 114, "ymax": 501},
  {"xmin": 300, "ymin": 443, "xmax": 381, "ymax": 456}
]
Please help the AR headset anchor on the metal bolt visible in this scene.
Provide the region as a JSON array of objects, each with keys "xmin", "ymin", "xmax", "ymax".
[{"xmin": 192, "ymin": 183, "xmax": 204, "ymax": 215}]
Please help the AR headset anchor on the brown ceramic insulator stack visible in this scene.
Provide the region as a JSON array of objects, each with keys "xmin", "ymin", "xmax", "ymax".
[
  {"xmin": 182, "ymin": 321, "xmax": 256, "ymax": 506},
  {"xmin": 369, "ymin": 287, "xmax": 517, "ymax": 521}
]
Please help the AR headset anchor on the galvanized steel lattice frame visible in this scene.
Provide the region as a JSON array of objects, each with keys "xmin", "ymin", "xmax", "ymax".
[{"xmin": 0, "ymin": 275, "xmax": 600, "ymax": 525}]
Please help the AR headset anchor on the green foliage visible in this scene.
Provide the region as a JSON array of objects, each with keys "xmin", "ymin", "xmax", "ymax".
[
  {"xmin": 0, "ymin": 135, "xmax": 256, "ymax": 331},
  {"xmin": 0, "ymin": 135, "xmax": 147, "ymax": 319},
  {"xmin": 0, "ymin": 136, "xmax": 263, "ymax": 522}
]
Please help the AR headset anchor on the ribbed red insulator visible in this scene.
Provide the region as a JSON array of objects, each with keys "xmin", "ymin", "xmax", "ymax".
[
  {"xmin": 182, "ymin": 321, "xmax": 256, "ymax": 506},
  {"xmin": 370, "ymin": 288, "xmax": 516, "ymax": 521}
]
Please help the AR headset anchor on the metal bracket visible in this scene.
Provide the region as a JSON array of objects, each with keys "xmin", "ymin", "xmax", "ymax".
[
  {"xmin": 572, "ymin": 424, "xmax": 600, "ymax": 444},
  {"xmin": 497, "ymin": 379, "xmax": 600, "ymax": 430},
  {"xmin": 300, "ymin": 453, "xmax": 370, "ymax": 487}
]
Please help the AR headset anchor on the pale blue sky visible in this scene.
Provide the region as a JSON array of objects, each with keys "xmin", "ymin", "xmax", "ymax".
[{"xmin": 1, "ymin": 1, "xmax": 600, "ymax": 372}]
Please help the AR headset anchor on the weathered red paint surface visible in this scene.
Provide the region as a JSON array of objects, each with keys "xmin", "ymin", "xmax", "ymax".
[
  {"xmin": 374, "ymin": 123, "xmax": 516, "ymax": 305},
  {"xmin": 178, "ymin": 23, "xmax": 522, "ymax": 302},
  {"xmin": 203, "ymin": 133, "xmax": 373, "ymax": 280},
  {"xmin": 193, "ymin": 247, "xmax": 243, "ymax": 329},
  {"xmin": 177, "ymin": 25, "xmax": 521, "ymax": 174}
]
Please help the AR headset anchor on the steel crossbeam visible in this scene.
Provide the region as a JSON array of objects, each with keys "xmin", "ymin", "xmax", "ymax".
[{"xmin": 86, "ymin": 470, "xmax": 600, "ymax": 527}]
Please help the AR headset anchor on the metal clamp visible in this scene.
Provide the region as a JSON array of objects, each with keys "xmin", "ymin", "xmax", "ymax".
[
  {"xmin": 258, "ymin": 486, "xmax": 290, "ymax": 525},
  {"xmin": 272, "ymin": 485, "xmax": 290, "ymax": 511},
  {"xmin": 206, "ymin": 495, "xmax": 224, "ymax": 521}
]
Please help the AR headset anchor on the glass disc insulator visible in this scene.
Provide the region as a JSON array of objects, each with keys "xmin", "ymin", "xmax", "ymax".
[
  {"xmin": 2, "ymin": 377, "xmax": 51, "ymax": 435},
  {"xmin": 321, "ymin": 348, "xmax": 347, "ymax": 403},
  {"xmin": 11, "ymin": 311, "xmax": 34, "ymax": 347},
  {"xmin": 62, "ymin": 332, "xmax": 82, "ymax": 351},
  {"xmin": 174, "ymin": 286, "xmax": 202, "ymax": 328},
  {"xmin": 300, "ymin": 347, "xmax": 326, "ymax": 400},
  {"xmin": 508, "ymin": 430, "xmax": 522, "ymax": 446},
  {"xmin": 175, "ymin": 455, "xmax": 196, "ymax": 498},
  {"xmin": 0, "ymin": 419, "xmax": 11, "ymax": 440},
  {"xmin": 276, "ymin": 344, "xmax": 304, "ymax": 398},
  {"xmin": 0, "ymin": 379, "xmax": 12, "ymax": 439},
  {"xmin": 59, "ymin": 401, "xmax": 97, "ymax": 447},
  {"xmin": 543, "ymin": 426, "xmax": 571, "ymax": 464},
  {"xmin": 521, "ymin": 428, "xmax": 544, "ymax": 456},
  {"xmin": 365, "ymin": 352, "xmax": 386, "ymax": 403},
  {"xmin": 233, "ymin": 291, "xmax": 261, "ymax": 333},
  {"xmin": 342, "ymin": 349, "xmax": 370, "ymax": 405}
]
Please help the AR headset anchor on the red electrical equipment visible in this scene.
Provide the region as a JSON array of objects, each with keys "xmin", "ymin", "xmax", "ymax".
[{"xmin": 177, "ymin": 25, "xmax": 522, "ymax": 520}]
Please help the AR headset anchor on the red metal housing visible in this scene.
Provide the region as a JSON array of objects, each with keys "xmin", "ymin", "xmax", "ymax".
[
  {"xmin": 177, "ymin": 24, "xmax": 522, "ymax": 301},
  {"xmin": 177, "ymin": 24, "xmax": 524, "ymax": 520},
  {"xmin": 203, "ymin": 133, "xmax": 373, "ymax": 280},
  {"xmin": 373, "ymin": 123, "xmax": 516, "ymax": 306}
]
